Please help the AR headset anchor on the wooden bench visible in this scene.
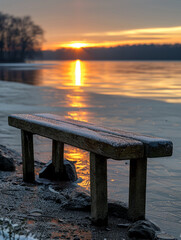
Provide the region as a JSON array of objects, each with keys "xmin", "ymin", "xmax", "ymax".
[{"xmin": 8, "ymin": 113, "xmax": 173, "ymax": 225}]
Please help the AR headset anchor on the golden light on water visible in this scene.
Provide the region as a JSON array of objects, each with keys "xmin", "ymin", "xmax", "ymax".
[
  {"xmin": 66, "ymin": 111, "xmax": 89, "ymax": 122},
  {"xmin": 66, "ymin": 94, "xmax": 86, "ymax": 108},
  {"xmin": 65, "ymin": 59, "xmax": 89, "ymax": 182},
  {"xmin": 38, "ymin": 61, "xmax": 181, "ymax": 103},
  {"xmin": 75, "ymin": 60, "xmax": 81, "ymax": 86},
  {"xmin": 65, "ymin": 145, "xmax": 90, "ymax": 190},
  {"xmin": 64, "ymin": 59, "xmax": 91, "ymax": 123}
]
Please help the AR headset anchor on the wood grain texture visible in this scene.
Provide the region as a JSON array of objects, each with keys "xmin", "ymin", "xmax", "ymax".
[
  {"xmin": 8, "ymin": 114, "xmax": 173, "ymax": 158},
  {"xmin": 90, "ymin": 152, "xmax": 108, "ymax": 225},
  {"xmin": 21, "ymin": 130, "xmax": 35, "ymax": 182},
  {"xmin": 52, "ymin": 140, "xmax": 64, "ymax": 180},
  {"xmin": 8, "ymin": 114, "xmax": 144, "ymax": 160},
  {"xmin": 128, "ymin": 158, "xmax": 147, "ymax": 221},
  {"xmin": 36, "ymin": 113, "xmax": 173, "ymax": 158}
]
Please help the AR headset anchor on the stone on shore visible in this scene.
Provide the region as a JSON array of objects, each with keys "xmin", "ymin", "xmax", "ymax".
[
  {"xmin": 39, "ymin": 160, "xmax": 77, "ymax": 182},
  {"xmin": 128, "ymin": 220, "xmax": 160, "ymax": 239},
  {"xmin": 63, "ymin": 188, "xmax": 91, "ymax": 211},
  {"xmin": 0, "ymin": 145, "xmax": 16, "ymax": 171},
  {"xmin": 63, "ymin": 187, "xmax": 129, "ymax": 219},
  {"xmin": 108, "ymin": 201, "xmax": 128, "ymax": 219}
]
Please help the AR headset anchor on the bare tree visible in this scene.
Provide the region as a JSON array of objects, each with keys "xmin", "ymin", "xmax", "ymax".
[{"xmin": 0, "ymin": 12, "xmax": 44, "ymax": 62}]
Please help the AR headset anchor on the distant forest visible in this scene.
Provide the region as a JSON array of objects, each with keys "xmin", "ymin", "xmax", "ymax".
[
  {"xmin": 1, "ymin": 11, "xmax": 181, "ymax": 62},
  {"xmin": 0, "ymin": 12, "xmax": 44, "ymax": 62},
  {"xmin": 42, "ymin": 44, "xmax": 181, "ymax": 60}
]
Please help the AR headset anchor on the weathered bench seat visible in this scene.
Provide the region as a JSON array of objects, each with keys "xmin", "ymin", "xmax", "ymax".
[{"xmin": 8, "ymin": 113, "xmax": 173, "ymax": 225}]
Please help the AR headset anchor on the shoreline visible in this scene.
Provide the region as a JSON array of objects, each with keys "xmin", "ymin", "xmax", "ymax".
[
  {"xmin": 0, "ymin": 144, "xmax": 130, "ymax": 240},
  {"xmin": 0, "ymin": 79, "xmax": 181, "ymax": 238},
  {"xmin": 0, "ymin": 144, "xmax": 178, "ymax": 240}
]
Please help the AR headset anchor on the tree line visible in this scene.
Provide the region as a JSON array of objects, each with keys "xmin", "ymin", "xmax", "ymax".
[
  {"xmin": 0, "ymin": 12, "xmax": 44, "ymax": 62},
  {"xmin": 42, "ymin": 44, "xmax": 181, "ymax": 60}
]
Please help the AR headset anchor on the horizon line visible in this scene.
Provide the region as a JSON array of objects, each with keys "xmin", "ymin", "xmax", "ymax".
[{"xmin": 42, "ymin": 42, "xmax": 181, "ymax": 51}]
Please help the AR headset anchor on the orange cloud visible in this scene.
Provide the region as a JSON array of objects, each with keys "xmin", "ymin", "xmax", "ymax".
[
  {"xmin": 84, "ymin": 26, "xmax": 181, "ymax": 37},
  {"xmin": 43, "ymin": 26, "xmax": 181, "ymax": 50}
]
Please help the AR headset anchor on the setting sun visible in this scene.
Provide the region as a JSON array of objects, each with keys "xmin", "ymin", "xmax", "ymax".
[
  {"xmin": 57, "ymin": 42, "xmax": 89, "ymax": 49},
  {"xmin": 69, "ymin": 43, "xmax": 88, "ymax": 49}
]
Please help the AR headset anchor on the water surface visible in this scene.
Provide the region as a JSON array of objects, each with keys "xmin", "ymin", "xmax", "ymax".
[{"xmin": 0, "ymin": 60, "xmax": 181, "ymax": 238}]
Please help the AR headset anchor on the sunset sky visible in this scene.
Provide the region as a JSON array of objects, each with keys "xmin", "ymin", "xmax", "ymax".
[{"xmin": 1, "ymin": 0, "xmax": 181, "ymax": 49}]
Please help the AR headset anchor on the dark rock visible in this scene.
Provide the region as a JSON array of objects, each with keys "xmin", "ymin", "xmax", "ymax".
[
  {"xmin": 108, "ymin": 200, "xmax": 128, "ymax": 219},
  {"xmin": 64, "ymin": 188, "xmax": 91, "ymax": 211},
  {"xmin": 64, "ymin": 160, "xmax": 77, "ymax": 181},
  {"xmin": 63, "ymin": 187, "xmax": 129, "ymax": 218},
  {"xmin": 42, "ymin": 190, "xmax": 67, "ymax": 205},
  {"xmin": 128, "ymin": 220, "xmax": 160, "ymax": 239},
  {"xmin": 39, "ymin": 159, "xmax": 77, "ymax": 182},
  {"xmin": 0, "ymin": 145, "xmax": 16, "ymax": 171},
  {"xmin": 39, "ymin": 161, "xmax": 54, "ymax": 179}
]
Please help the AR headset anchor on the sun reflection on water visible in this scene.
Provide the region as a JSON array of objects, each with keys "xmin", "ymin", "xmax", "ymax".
[
  {"xmin": 64, "ymin": 60, "xmax": 90, "ymax": 188},
  {"xmin": 66, "ymin": 93, "xmax": 87, "ymax": 108},
  {"xmin": 75, "ymin": 60, "xmax": 81, "ymax": 86},
  {"xmin": 64, "ymin": 145, "xmax": 90, "ymax": 190},
  {"xmin": 66, "ymin": 111, "xmax": 89, "ymax": 122}
]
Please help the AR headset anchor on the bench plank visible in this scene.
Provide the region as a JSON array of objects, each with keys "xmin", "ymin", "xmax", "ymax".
[
  {"xmin": 8, "ymin": 114, "xmax": 144, "ymax": 160},
  {"xmin": 35, "ymin": 113, "xmax": 172, "ymax": 158},
  {"xmin": 8, "ymin": 113, "xmax": 173, "ymax": 224}
]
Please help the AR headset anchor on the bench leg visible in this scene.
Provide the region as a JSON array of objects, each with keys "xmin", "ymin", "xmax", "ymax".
[
  {"xmin": 90, "ymin": 152, "xmax": 108, "ymax": 226},
  {"xmin": 128, "ymin": 157, "xmax": 147, "ymax": 221},
  {"xmin": 21, "ymin": 130, "xmax": 35, "ymax": 182},
  {"xmin": 52, "ymin": 140, "xmax": 64, "ymax": 180}
]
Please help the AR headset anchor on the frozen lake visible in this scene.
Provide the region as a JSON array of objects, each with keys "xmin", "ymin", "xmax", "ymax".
[{"xmin": 0, "ymin": 60, "xmax": 181, "ymax": 238}]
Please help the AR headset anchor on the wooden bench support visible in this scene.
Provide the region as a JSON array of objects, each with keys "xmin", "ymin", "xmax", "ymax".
[
  {"xmin": 9, "ymin": 114, "xmax": 173, "ymax": 225},
  {"xmin": 128, "ymin": 157, "xmax": 147, "ymax": 221},
  {"xmin": 90, "ymin": 153, "xmax": 108, "ymax": 225},
  {"xmin": 21, "ymin": 130, "xmax": 35, "ymax": 182},
  {"xmin": 52, "ymin": 140, "xmax": 64, "ymax": 180}
]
